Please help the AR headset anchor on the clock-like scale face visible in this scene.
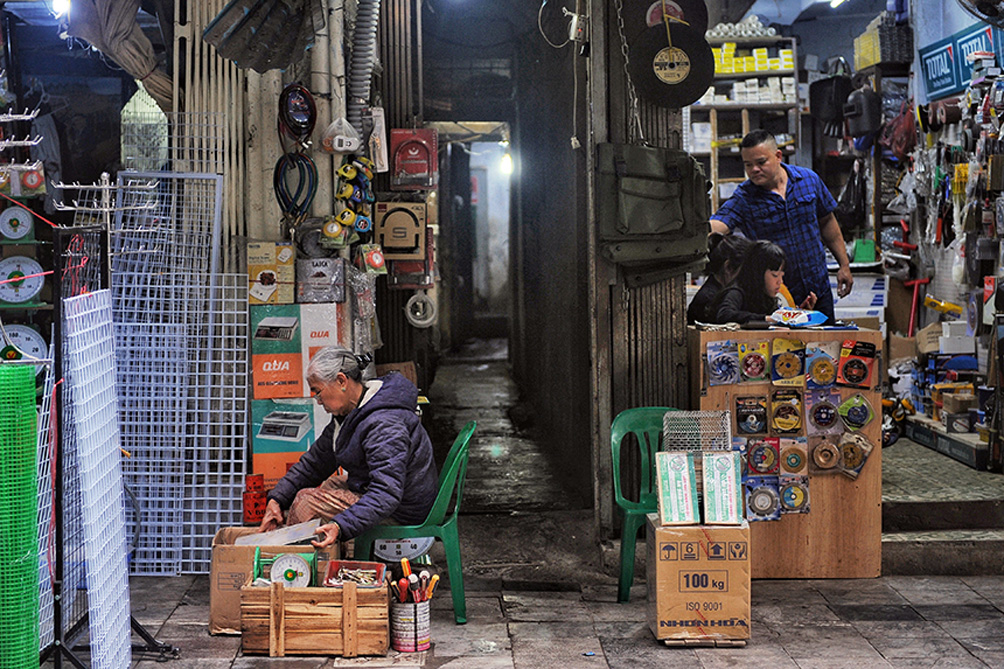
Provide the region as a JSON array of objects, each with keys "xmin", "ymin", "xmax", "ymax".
[
  {"xmin": 373, "ymin": 537, "xmax": 435, "ymax": 561},
  {"xmin": 0, "ymin": 207, "xmax": 34, "ymax": 240},
  {"xmin": 1, "ymin": 324, "xmax": 47, "ymax": 376},
  {"xmin": 0, "ymin": 256, "xmax": 44, "ymax": 303}
]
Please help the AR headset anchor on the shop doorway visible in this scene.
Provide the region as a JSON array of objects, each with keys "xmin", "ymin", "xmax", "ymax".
[{"xmin": 468, "ymin": 141, "xmax": 511, "ymax": 338}]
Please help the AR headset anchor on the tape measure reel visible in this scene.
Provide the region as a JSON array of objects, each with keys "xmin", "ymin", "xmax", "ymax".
[
  {"xmin": 270, "ymin": 553, "xmax": 312, "ymax": 588},
  {"xmin": 0, "ymin": 256, "xmax": 44, "ymax": 304},
  {"xmin": 0, "ymin": 207, "xmax": 34, "ymax": 240},
  {"xmin": 21, "ymin": 170, "xmax": 44, "ymax": 191},
  {"xmin": 628, "ymin": 22, "xmax": 714, "ymax": 108}
]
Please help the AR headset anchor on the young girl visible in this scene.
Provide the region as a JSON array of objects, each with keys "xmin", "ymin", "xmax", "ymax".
[
  {"xmin": 712, "ymin": 241, "xmax": 817, "ymax": 325},
  {"xmin": 687, "ymin": 233, "xmax": 753, "ymax": 324}
]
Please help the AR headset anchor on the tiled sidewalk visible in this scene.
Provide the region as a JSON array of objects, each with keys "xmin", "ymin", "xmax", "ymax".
[{"xmin": 126, "ymin": 573, "xmax": 1004, "ymax": 668}]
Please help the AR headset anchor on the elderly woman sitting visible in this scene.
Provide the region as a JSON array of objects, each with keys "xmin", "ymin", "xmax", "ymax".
[{"xmin": 260, "ymin": 346, "xmax": 437, "ymax": 548}]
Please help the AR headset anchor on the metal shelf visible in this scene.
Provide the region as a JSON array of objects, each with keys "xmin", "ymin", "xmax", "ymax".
[{"xmin": 714, "ymin": 69, "xmax": 795, "ymax": 80}]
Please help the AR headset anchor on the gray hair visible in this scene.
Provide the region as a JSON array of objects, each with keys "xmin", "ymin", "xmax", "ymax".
[{"xmin": 305, "ymin": 346, "xmax": 372, "ymax": 383}]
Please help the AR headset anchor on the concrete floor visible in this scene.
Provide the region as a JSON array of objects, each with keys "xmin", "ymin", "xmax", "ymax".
[{"xmin": 46, "ymin": 339, "xmax": 1004, "ymax": 667}]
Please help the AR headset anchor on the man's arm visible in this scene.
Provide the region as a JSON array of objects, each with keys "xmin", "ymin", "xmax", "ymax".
[
  {"xmin": 709, "ymin": 219, "xmax": 729, "ymax": 235},
  {"xmin": 819, "ymin": 212, "xmax": 853, "ymax": 298}
]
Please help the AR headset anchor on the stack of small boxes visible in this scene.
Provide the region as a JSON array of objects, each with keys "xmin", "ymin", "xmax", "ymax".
[
  {"xmin": 712, "ymin": 43, "xmax": 794, "ymax": 76},
  {"xmin": 910, "ymin": 320, "xmax": 984, "ymax": 434},
  {"xmin": 646, "ymin": 411, "xmax": 750, "ymax": 645}
]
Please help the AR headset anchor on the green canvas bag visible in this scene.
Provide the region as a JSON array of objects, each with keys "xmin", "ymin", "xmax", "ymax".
[{"xmin": 597, "ymin": 142, "xmax": 711, "ymax": 268}]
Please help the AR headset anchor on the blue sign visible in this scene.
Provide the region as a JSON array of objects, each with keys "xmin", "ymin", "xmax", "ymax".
[{"xmin": 919, "ymin": 22, "xmax": 1004, "ymax": 101}]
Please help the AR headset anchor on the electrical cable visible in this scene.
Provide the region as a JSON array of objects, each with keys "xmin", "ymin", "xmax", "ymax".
[
  {"xmin": 538, "ymin": 0, "xmax": 570, "ymax": 48},
  {"xmin": 277, "ymin": 84, "xmax": 317, "ymax": 147},
  {"xmin": 273, "ymin": 152, "xmax": 318, "ymax": 223}
]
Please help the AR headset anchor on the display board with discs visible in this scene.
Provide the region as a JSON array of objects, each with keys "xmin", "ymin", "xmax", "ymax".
[
  {"xmin": 0, "ymin": 255, "xmax": 44, "ymax": 304},
  {"xmin": 689, "ymin": 327, "xmax": 883, "ymax": 579}
]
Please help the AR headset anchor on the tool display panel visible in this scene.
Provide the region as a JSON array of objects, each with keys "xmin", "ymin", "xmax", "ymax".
[{"xmin": 689, "ymin": 327, "xmax": 883, "ymax": 578}]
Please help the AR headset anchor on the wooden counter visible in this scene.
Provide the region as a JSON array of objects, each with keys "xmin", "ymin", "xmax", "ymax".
[{"xmin": 689, "ymin": 327, "xmax": 883, "ymax": 579}]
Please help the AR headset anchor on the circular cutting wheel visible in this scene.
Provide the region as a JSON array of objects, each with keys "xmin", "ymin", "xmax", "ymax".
[
  {"xmin": 1, "ymin": 324, "xmax": 46, "ymax": 376},
  {"xmin": 0, "ymin": 207, "xmax": 34, "ymax": 240},
  {"xmin": 0, "ymin": 256, "xmax": 44, "ymax": 304},
  {"xmin": 747, "ymin": 486, "xmax": 780, "ymax": 516}
]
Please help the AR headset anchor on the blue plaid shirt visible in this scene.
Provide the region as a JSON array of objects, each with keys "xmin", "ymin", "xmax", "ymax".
[{"xmin": 712, "ymin": 163, "xmax": 837, "ymax": 306}]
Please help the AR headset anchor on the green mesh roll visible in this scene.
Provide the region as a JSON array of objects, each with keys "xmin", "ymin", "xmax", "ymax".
[{"xmin": 0, "ymin": 365, "xmax": 39, "ymax": 669}]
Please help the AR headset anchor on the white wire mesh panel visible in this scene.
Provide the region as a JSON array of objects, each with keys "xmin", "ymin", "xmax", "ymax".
[
  {"xmin": 62, "ymin": 290, "xmax": 132, "ymax": 668},
  {"xmin": 36, "ymin": 336, "xmax": 55, "ymax": 651},
  {"xmin": 663, "ymin": 410, "xmax": 733, "ymax": 452},
  {"xmin": 120, "ymin": 112, "xmax": 225, "ymax": 175},
  {"xmin": 181, "ymin": 273, "xmax": 248, "ymax": 572}
]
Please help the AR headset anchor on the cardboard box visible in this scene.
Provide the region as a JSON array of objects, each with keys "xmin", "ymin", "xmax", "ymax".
[
  {"xmin": 646, "ymin": 515, "xmax": 751, "ymax": 642},
  {"xmin": 250, "ymin": 303, "xmax": 350, "ymax": 399},
  {"xmin": 888, "ymin": 333, "xmax": 917, "ymax": 362},
  {"xmin": 209, "ymin": 526, "xmax": 336, "ymax": 635},
  {"xmin": 917, "ymin": 322, "xmax": 942, "ymax": 356},
  {"xmin": 939, "ymin": 336, "xmax": 975, "ymax": 354},
  {"xmin": 943, "ymin": 412, "xmax": 972, "ymax": 433},
  {"xmin": 248, "ymin": 241, "xmax": 295, "ymax": 305},
  {"xmin": 943, "ymin": 393, "xmax": 977, "ymax": 414}
]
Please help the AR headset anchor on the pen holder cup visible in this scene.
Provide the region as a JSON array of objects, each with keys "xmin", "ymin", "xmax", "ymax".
[{"xmin": 390, "ymin": 601, "xmax": 431, "ymax": 652}]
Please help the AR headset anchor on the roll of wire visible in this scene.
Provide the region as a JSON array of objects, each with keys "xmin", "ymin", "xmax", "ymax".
[
  {"xmin": 405, "ymin": 291, "xmax": 437, "ymax": 328},
  {"xmin": 275, "ymin": 83, "xmax": 318, "ymax": 225}
]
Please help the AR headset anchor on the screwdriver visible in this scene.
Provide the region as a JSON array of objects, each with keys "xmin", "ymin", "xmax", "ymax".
[
  {"xmin": 425, "ymin": 574, "xmax": 440, "ymax": 600},
  {"xmin": 408, "ymin": 573, "xmax": 421, "ymax": 601},
  {"xmin": 400, "ymin": 557, "xmax": 412, "ymax": 578},
  {"xmin": 397, "ymin": 577, "xmax": 409, "ymax": 603}
]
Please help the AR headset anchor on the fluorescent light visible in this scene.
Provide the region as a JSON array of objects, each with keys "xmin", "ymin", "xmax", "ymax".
[
  {"xmin": 830, "ymin": 0, "xmax": 848, "ymax": 7},
  {"xmin": 52, "ymin": 0, "xmax": 70, "ymax": 17},
  {"xmin": 500, "ymin": 152, "xmax": 513, "ymax": 175}
]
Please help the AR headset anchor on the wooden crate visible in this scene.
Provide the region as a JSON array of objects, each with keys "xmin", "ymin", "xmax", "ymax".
[{"xmin": 241, "ymin": 581, "xmax": 389, "ymax": 657}]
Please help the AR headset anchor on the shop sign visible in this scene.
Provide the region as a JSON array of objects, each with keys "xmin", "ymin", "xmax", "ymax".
[{"xmin": 919, "ymin": 22, "xmax": 1003, "ymax": 101}]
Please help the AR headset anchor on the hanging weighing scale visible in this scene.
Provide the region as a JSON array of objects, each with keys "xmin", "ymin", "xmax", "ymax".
[
  {"xmin": 1, "ymin": 324, "xmax": 47, "ymax": 376},
  {"xmin": 0, "ymin": 207, "xmax": 34, "ymax": 241},
  {"xmin": 0, "ymin": 256, "xmax": 44, "ymax": 303}
]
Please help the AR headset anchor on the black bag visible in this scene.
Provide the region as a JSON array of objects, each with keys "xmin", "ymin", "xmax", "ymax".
[
  {"xmin": 596, "ymin": 142, "xmax": 710, "ymax": 269},
  {"xmin": 835, "ymin": 158, "xmax": 867, "ymax": 231}
]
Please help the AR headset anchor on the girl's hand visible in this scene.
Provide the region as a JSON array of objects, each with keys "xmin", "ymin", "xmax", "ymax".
[{"xmin": 799, "ymin": 291, "xmax": 817, "ymax": 310}]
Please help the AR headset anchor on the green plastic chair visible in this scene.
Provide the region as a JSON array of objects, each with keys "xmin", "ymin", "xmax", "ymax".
[
  {"xmin": 354, "ymin": 421, "xmax": 477, "ymax": 624},
  {"xmin": 611, "ymin": 407, "xmax": 676, "ymax": 603}
]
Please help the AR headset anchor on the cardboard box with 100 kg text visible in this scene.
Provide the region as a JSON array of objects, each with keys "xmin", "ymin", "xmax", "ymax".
[{"xmin": 646, "ymin": 515, "xmax": 751, "ymax": 642}]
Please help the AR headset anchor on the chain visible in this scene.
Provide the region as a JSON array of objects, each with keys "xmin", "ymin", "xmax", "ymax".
[{"xmin": 612, "ymin": 0, "xmax": 645, "ymax": 144}]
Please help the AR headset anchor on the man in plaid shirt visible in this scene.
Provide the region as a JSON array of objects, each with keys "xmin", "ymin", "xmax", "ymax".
[{"xmin": 709, "ymin": 130, "xmax": 853, "ymax": 323}]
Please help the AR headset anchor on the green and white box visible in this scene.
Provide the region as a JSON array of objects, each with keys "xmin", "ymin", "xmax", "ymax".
[
  {"xmin": 702, "ymin": 451, "xmax": 744, "ymax": 525},
  {"xmin": 655, "ymin": 451, "xmax": 699, "ymax": 526}
]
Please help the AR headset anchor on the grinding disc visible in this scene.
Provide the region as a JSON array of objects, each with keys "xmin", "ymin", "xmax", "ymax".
[
  {"xmin": 812, "ymin": 440, "xmax": 840, "ymax": 469},
  {"xmin": 747, "ymin": 485, "xmax": 780, "ymax": 516},
  {"xmin": 628, "ymin": 22, "xmax": 714, "ymax": 109},
  {"xmin": 780, "ymin": 480, "xmax": 808, "ymax": 511},
  {"xmin": 622, "ymin": 0, "xmax": 710, "ymax": 41}
]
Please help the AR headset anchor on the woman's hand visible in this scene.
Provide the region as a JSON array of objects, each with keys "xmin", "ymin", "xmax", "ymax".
[
  {"xmin": 799, "ymin": 291, "xmax": 818, "ymax": 310},
  {"xmin": 312, "ymin": 522, "xmax": 341, "ymax": 548},
  {"xmin": 259, "ymin": 499, "xmax": 284, "ymax": 533}
]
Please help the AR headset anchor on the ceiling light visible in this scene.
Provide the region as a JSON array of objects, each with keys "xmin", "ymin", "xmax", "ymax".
[
  {"xmin": 500, "ymin": 152, "xmax": 513, "ymax": 175},
  {"xmin": 52, "ymin": 0, "xmax": 70, "ymax": 17},
  {"xmin": 829, "ymin": 0, "xmax": 848, "ymax": 7}
]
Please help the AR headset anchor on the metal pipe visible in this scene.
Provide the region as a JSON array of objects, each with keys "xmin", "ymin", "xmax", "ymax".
[{"xmin": 311, "ymin": 4, "xmax": 334, "ymax": 217}]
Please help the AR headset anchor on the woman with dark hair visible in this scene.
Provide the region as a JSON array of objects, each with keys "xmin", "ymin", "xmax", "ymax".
[
  {"xmin": 687, "ymin": 233, "xmax": 754, "ymax": 324},
  {"xmin": 260, "ymin": 346, "xmax": 438, "ymax": 548},
  {"xmin": 712, "ymin": 241, "xmax": 818, "ymax": 325}
]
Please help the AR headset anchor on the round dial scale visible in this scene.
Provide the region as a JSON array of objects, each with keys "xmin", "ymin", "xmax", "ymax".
[
  {"xmin": 373, "ymin": 536, "xmax": 435, "ymax": 561},
  {"xmin": 0, "ymin": 256, "xmax": 44, "ymax": 303},
  {"xmin": 0, "ymin": 207, "xmax": 34, "ymax": 240},
  {"xmin": 270, "ymin": 553, "xmax": 311, "ymax": 587},
  {"xmin": 1, "ymin": 324, "xmax": 46, "ymax": 376}
]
